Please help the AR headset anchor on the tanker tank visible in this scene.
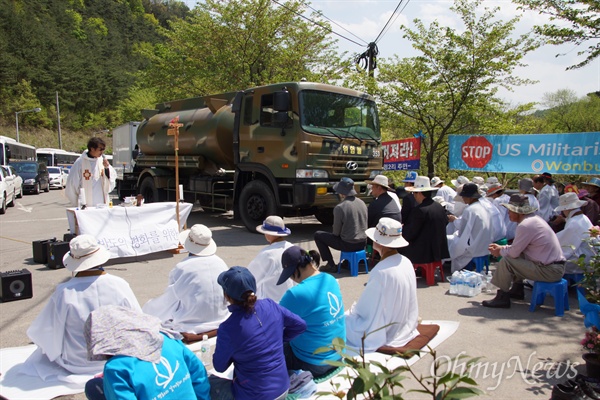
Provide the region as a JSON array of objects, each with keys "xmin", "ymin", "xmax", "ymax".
[{"xmin": 136, "ymin": 103, "xmax": 236, "ymax": 170}]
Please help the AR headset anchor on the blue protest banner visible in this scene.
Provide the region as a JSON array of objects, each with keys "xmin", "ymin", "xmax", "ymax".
[{"xmin": 449, "ymin": 133, "xmax": 600, "ymax": 175}]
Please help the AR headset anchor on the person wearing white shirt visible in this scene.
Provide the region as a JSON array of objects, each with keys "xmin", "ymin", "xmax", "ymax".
[
  {"xmin": 431, "ymin": 176, "xmax": 456, "ymax": 205},
  {"xmin": 534, "ymin": 172, "xmax": 560, "ymax": 222},
  {"xmin": 554, "ymin": 193, "xmax": 594, "ymax": 274}
]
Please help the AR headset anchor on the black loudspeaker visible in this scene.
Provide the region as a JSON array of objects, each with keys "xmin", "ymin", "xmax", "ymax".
[
  {"xmin": 63, "ymin": 233, "xmax": 77, "ymax": 243},
  {"xmin": 47, "ymin": 241, "xmax": 70, "ymax": 269},
  {"xmin": 0, "ymin": 269, "xmax": 33, "ymax": 302},
  {"xmin": 32, "ymin": 238, "xmax": 57, "ymax": 264}
]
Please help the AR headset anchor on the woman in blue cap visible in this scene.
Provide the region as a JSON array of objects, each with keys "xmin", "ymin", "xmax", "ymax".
[{"xmin": 210, "ymin": 267, "xmax": 306, "ymax": 400}]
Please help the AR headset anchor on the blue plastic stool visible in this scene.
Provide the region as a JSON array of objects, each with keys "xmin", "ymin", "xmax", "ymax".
[
  {"xmin": 338, "ymin": 250, "xmax": 369, "ymax": 277},
  {"xmin": 469, "ymin": 255, "xmax": 490, "ymax": 274},
  {"xmin": 529, "ymin": 279, "xmax": 570, "ymax": 316},
  {"xmin": 563, "ymin": 273, "xmax": 584, "ymax": 285}
]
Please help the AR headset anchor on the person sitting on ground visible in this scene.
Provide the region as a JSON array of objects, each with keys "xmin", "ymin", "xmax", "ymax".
[
  {"xmin": 314, "ymin": 177, "xmax": 367, "ymax": 272},
  {"xmin": 83, "ymin": 305, "xmax": 210, "ymax": 400},
  {"xmin": 143, "ymin": 224, "xmax": 229, "ymax": 341},
  {"xmin": 246, "ymin": 216, "xmax": 294, "ymax": 302},
  {"xmin": 402, "ymin": 176, "xmax": 450, "ymax": 266},
  {"xmin": 24, "ymin": 235, "xmax": 141, "ymax": 378},
  {"xmin": 365, "ymin": 174, "xmax": 401, "ymax": 227},
  {"xmin": 447, "ymin": 183, "xmax": 494, "ymax": 273},
  {"xmin": 345, "ymin": 218, "xmax": 419, "ymax": 352},
  {"xmin": 431, "ymin": 176, "xmax": 456, "ymax": 205},
  {"xmin": 484, "ymin": 194, "xmax": 566, "ymax": 308},
  {"xmin": 277, "ymin": 246, "xmax": 346, "ymax": 377},
  {"xmin": 209, "ymin": 267, "xmax": 307, "ymax": 400},
  {"xmin": 554, "ymin": 192, "xmax": 595, "ymax": 275}
]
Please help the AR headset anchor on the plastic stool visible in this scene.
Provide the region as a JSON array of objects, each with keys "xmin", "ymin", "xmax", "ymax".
[
  {"xmin": 529, "ymin": 279, "xmax": 570, "ymax": 316},
  {"xmin": 470, "ymin": 255, "xmax": 490, "ymax": 274},
  {"xmin": 413, "ymin": 261, "xmax": 444, "ymax": 286},
  {"xmin": 563, "ymin": 273, "xmax": 584, "ymax": 285},
  {"xmin": 338, "ymin": 250, "xmax": 369, "ymax": 277}
]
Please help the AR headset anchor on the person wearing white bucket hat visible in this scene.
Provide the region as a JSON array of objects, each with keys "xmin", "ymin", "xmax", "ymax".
[
  {"xmin": 345, "ymin": 218, "xmax": 420, "ymax": 352},
  {"xmin": 143, "ymin": 224, "xmax": 229, "ymax": 340},
  {"xmin": 554, "ymin": 192, "xmax": 594, "ymax": 274},
  {"xmin": 24, "ymin": 234, "xmax": 141, "ymax": 377},
  {"xmin": 247, "ymin": 216, "xmax": 294, "ymax": 302},
  {"xmin": 365, "ymin": 174, "xmax": 401, "ymax": 228},
  {"xmin": 431, "ymin": 176, "xmax": 456, "ymax": 205}
]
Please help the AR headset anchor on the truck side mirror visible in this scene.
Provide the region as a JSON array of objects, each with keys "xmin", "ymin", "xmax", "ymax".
[{"xmin": 273, "ymin": 90, "xmax": 290, "ymax": 112}]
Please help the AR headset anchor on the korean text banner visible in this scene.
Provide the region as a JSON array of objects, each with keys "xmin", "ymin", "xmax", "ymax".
[
  {"xmin": 448, "ymin": 133, "xmax": 600, "ymax": 175},
  {"xmin": 382, "ymin": 138, "xmax": 421, "ymax": 171}
]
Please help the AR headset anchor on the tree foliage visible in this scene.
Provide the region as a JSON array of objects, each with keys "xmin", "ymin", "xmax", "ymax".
[
  {"xmin": 366, "ymin": 0, "xmax": 540, "ymax": 176},
  {"xmin": 539, "ymin": 89, "xmax": 600, "ymax": 132},
  {"xmin": 133, "ymin": 0, "xmax": 349, "ymax": 104},
  {"xmin": 512, "ymin": 0, "xmax": 600, "ymax": 69}
]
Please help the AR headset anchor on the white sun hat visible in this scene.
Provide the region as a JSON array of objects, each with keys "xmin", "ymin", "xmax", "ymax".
[
  {"xmin": 179, "ymin": 224, "xmax": 217, "ymax": 256},
  {"xmin": 554, "ymin": 192, "xmax": 587, "ymax": 212},
  {"xmin": 62, "ymin": 234, "xmax": 110, "ymax": 273},
  {"xmin": 256, "ymin": 216, "xmax": 291, "ymax": 236},
  {"xmin": 430, "ymin": 177, "xmax": 444, "ymax": 187},
  {"xmin": 365, "ymin": 217, "xmax": 408, "ymax": 248},
  {"xmin": 365, "ymin": 175, "xmax": 392, "ymax": 190},
  {"xmin": 406, "ymin": 176, "xmax": 437, "ymax": 192}
]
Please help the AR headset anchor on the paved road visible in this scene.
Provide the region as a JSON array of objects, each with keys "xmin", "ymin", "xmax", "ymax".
[{"xmin": 0, "ymin": 189, "xmax": 587, "ymax": 399}]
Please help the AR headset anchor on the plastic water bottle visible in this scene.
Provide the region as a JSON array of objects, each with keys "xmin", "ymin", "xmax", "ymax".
[
  {"xmin": 484, "ymin": 271, "xmax": 493, "ymax": 293},
  {"xmin": 200, "ymin": 335, "xmax": 211, "ymax": 366}
]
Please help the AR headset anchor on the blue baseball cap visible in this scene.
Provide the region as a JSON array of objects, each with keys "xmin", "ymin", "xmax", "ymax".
[
  {"xmin": 278, "ymin": 246, "xmax": 312, "ymax": 285},
  {"xmin": 217, "ymin": 267, "xmax": 257, "ymax": 301},
  {"xmin": 402, "ymin": 171, "xmax": 418, "ymax": 183}
]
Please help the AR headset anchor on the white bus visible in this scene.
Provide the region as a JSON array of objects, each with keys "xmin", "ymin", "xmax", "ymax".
[
  {"xmin": 0, "ymin": 135, "xmax": 36, "ymax": 165},
  {"xmin": 36, "ymin": 148, "xmax": 81, "ymax": 168}
]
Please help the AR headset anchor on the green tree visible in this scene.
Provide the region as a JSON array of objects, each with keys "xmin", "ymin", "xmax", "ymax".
[
  {"xmin": 512, "ymin": 0, "xmax": 600, "ymax": 70},
  {"xmin": 369, "ymin": 0, "xmax": 539, "ymax": 176},
  {"xmin": 134, "ymin": 0, "xmax": 348, "ymax": 102},
  {"xmin": 540, "ymin": 89, "xmax": 600, "ymax": 132}
]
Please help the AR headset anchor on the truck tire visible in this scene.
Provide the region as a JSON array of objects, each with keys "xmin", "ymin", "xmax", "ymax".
[
  {"xmin": 314, "ymin": 208, "xmax": 334, "ymax": 226},
  {"xmin": 239, "ymin": 180, "xmax": 276, "ymax": 233},
  {"xmin": 139, "ymin": 176, "xmax": 165, "ymax": 203}
]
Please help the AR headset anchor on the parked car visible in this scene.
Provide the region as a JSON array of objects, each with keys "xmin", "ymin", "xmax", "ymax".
[
  {"xmin": 48, "ymin": 166, "xmax": 67, "ymax": 189},
  {"xmin": 3, "ymin": 165, "xmax": 24, "ymax": 199},
  {"xmin": 0, "ymin": 167, "xmax": 15, "ymax": 214},
  {"xmin": 9, "ymin": 161, "xmax": 50, "ymax": 194}
]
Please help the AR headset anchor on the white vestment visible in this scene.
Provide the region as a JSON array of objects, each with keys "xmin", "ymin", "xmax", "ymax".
[
  {"xmin": 345, "ymin": 253, "xmax": 419, "ymax": 352},
  {"xmin": 66, "ymin": 151, "xmax": 116, "ymax": 207},
  {"xmin": 143, "ymin": 254, "xmax": 230, "ymax": 333},
  {"xmin": 556, "ymin": 212, "xmax": 594, "ymax": 274},
  {"xmin": 436, "ymin": 185, "xmax": 457, "ymax": 204},
  {"xmin": 538, "ymin": 184, "xmax": 560, "ymax": 222},
  {"xmin": 525, "ymin": 193, "xmax": 541, "ymax": 218},
  {"xmin": 246, "ymin": 240, "xmax": 295, "ymax": 303},
  {"xmin": 447, "ymin": 199, "xmax": 494, "ymax": 272},
  {"xmin": 24, "ymin": 274, "xmax": 141, "ymax": 378},
  {"xmin": 493, "ymin": 194, "xmax": 517, "ymax": 241},
  {"xmin": 480, "ymin": 197, "xmax": 506, "ymax": 242}
]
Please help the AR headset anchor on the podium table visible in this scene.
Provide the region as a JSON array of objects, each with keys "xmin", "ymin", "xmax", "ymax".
[{"xmin": 66, "ymin": 202, "xmax": 193, "ymax": 259}]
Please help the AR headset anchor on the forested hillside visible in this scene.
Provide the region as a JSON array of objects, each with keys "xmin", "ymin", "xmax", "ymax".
[{"xmin": 0, "ymin": 0, "xmax": 189, "ymax": 148}]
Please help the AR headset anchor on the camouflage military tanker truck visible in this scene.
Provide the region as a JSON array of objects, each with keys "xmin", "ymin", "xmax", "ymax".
[{"xmin": 117, "ymin": 81, "xmax": 383, "ymax": 232}]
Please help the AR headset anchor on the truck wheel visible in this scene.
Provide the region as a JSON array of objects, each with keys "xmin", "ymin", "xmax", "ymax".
[
  {"xmin": 139, "ymin": 177, "xmax": 165, "ymax": 203},
  {"xmin": 239, "ymin": 180, "xmax": 276, "ymax": 233},
  {"xmin": 315, "ymin": 208, "xmax": 334, "ymax": 226}
]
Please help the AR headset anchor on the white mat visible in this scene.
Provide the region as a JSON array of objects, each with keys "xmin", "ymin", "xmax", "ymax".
[{"xmin": 0, "ymin": 320, "xmax": 458, "ymax": 400}]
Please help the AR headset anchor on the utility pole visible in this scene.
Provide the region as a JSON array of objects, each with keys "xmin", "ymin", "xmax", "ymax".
[{"xmin": 56, "ymin": 91, "xmax": 62, "ymax": 149}]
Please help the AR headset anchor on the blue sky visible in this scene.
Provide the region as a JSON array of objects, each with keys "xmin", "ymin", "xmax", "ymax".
[{"xmin": 182, "ymin": 0, "xmax": 600, "ymax": 108}]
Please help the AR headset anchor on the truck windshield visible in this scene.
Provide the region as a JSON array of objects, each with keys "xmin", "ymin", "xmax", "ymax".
[{"xmin": 299, "ymin": 90, "xmax": 380, "ymax": 141}]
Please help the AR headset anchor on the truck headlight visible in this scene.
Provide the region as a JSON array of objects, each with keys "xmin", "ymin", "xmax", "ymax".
[{"xmin": 296, "ymin": 169, "xmax": 328, "ymax": 179}]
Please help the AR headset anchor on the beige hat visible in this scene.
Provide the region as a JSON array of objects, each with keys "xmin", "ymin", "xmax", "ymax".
[
  {"xmin": 406, "ymin": 176, "xmax": 437, "ymax": 192},
  {"xmin": 502, "ymin": 194, "xmax": 538, "ymax": 215},
  {"xmin": 365, "ymin": 217, "xmax": 408, "ymax": 248},
  {"xmin": 486, "ymin": 177, "xmax": 499, "ymax": 185},
  {"xmin": 472, "ymin": 176, "xmax": 485, "ymax": 186},
  {"xmin": 365, "ymin": 175, "xmax": 391, "ymax": 190},
  {"xmin": 256, "ymin": 216, "xmax": 291, "ymax": 236},
  {"xmin": 554, "ymin": 192, "xmax": 587, "ymax": 212},
  {"xmin": 451, "ymin": 176, "xmax": 470, "ymax": 187},
  {"xmin": 486, "ymin": 183, "xmax": 504, "ymax": 197},
  {"xmin": 62, "ymin": 234, "xmax": 110, "ymax": 273},
  {"xmin": 431, "ymin": 177, "xmax": 444, "ymax": 187},
  {"xmin": 179, "ymin": 224, "xmax": 217, "ymax": 256}
]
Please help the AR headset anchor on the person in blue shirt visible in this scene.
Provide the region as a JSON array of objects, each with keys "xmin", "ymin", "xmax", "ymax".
[
  {"xmin": 83, "ymin": 305, "xmax": 210, "ymax": 400},
  {"xmin": 210, "ymin": 266, "xmax": 307, "ymax": 400},
  {"xmin": 277, "ymin": 246, "xmax": 346, "ymax": 377}
]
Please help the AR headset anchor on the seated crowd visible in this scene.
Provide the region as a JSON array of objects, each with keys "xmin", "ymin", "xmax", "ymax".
[{"xmin": 21, "ymin": 174, "xmax": 600, "ymax": 399}]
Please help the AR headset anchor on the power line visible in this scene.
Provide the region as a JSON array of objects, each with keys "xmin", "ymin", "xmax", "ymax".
[
  {"xmin": 302, "ymin": 2, "xmax": 368, "ymax": 46},
  {"xmin": 271, "ymin": 0, "xmax": 365, "ymax": 47},
  {"xmin": 378, "ymin": 0, "xmax": 411, "ymax": 44},
  {"xmin": 373, "ymin": 0, "xmax": 407, "ymax": 44}
]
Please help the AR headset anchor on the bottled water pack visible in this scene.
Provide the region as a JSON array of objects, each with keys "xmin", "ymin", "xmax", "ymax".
[{"xmin": 448, "ymin": 270, "xmax": 485, "ymax": 297}]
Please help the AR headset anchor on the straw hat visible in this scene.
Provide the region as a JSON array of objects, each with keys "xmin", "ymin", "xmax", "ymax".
[
  {"xmin": 451, "ymin": 176, "xmax": 469, "ymax": 187},
  {"xmin": 218, "ymin": 267, "xmax": 257, "ymax": 302},
  {"xmin": 554, "ymin": 192, "xmax": 587, "ymax": 212},
  {"xmin": 333, "ymin": 177, "xmax": 357, "ymax": 196},
  {"xmin": 365, "ymin": 217, "xmax": 408, "ymax": 248},
  {"xmin": 256, "ymin": 216, "xmax": 291, "ymax": 236},
  {"xmin": 179, "ymin": 224, "xmax": 217, "ymax": 256},
  {"xmin": 501, "ymin": 194, "xmax": 538, "ymax": 214},
  {"xmin": 430, "ymin": 177, "xmax": 444, "ymax": 187},
  {"xmin": 406, "ymin": 176, "xmax": 437, "ymax": 192},
  {"xmin": 365, "ymin": 175, "xmax": 391, "ymax": 190},
  {"xmin": 62, "ymin": 234, "xmax": 110, "ymax": 273}
]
